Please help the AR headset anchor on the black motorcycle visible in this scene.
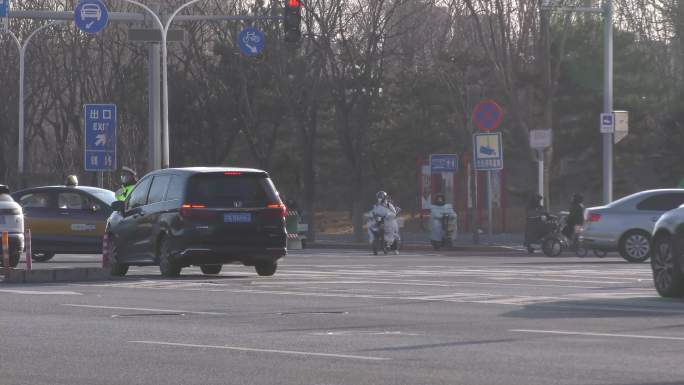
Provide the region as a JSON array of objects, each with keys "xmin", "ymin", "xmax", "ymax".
[{"xmin": 371, "ymin": 215, "xmax": 388, "ymax": 255}]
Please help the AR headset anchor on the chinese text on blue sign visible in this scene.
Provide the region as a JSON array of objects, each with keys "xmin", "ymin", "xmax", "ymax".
[
  {"xmin": 430, "ymin": 154, "xmax": 459, "ymax": 173},
  {"xmin": 84, "ymin": 104, "xmax": 116, "ymax": 171}
]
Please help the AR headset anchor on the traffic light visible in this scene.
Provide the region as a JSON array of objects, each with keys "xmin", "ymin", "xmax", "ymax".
[{"xmin": 284, "ymin": 0, "xmax": 301, "ymax": 43}]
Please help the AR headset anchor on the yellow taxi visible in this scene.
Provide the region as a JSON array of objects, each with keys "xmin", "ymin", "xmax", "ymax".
[{"xmin": 12, "ymin": 185, "xmax": 116, "ymax": 262}]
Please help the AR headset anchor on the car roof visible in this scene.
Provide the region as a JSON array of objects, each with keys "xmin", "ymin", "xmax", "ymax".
[
  {"xmin": 13, "ymin": 185, "xmax": 114, "ymax": 195},
  {"xmin": 610, "ymin": 189, "xmax": 684, "ymax": 207},
  {"xmin": 149, "ymin": 167, "xmax": 268, "ymax": 176}
]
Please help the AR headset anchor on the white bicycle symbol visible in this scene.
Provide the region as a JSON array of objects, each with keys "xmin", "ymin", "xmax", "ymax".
[{"xmin": 243, "ymin": 31, "xmax": 262, "ymax": 45}]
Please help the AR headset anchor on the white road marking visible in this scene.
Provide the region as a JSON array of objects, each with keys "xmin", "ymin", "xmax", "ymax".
[
  {"xmin": 129, "ymin": 340, "xmax": 390, "ymax": 361},
  {"xmin": 61, "ymin": 304, "xmax": 227, "ymax": 315},
  {"xmin": 0, "ymin": 289, "xmax": 82, "ymax": 295},
  {"xmin": 511, "ymin": 329, "xmax": 684, "ymax": 341}
]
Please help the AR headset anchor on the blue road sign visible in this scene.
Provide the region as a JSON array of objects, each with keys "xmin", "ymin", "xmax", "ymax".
[
  {"xmin": 238, "ymin": 27, "xmax": 265, "ymax": 56},
  {"xmin": 0, "ymin": 0, "xmax": 8, "ymax": 18},
  {"xmin": 84, "ymin": 104, "xmax": 116, "ymax": 172},
  {"xmin": 473, "ymin": 132, "xmax": 503, "ymax": 171},
  {"xmin": 430, "ymin": 154, "xmax": 459, "ymax": 173},
  {"xmin": 74, "ymin": 0, "xmax": 108, "ymax": 34},
  {"xmin": 600, "ymin": 112, "xmax": 614, "ymax": 133}
]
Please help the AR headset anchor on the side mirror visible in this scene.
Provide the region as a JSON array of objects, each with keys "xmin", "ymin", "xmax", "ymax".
[{"xmin": 111, "ymin": 201, "xmax": 125, "ymax": 214}]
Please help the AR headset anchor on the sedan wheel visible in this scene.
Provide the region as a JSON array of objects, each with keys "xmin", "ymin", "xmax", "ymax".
[
  {"xmin": 651, "ymin": 235, "xmax": 684, "ymax": 297},
  {"xmin": 200, "ymin": 265, "xmax": 222, "ymax": 275},
  {"xmin": 32, "ymin": 252, "xmax": 55, "ymax": 262},
  {"xmin": 619, "ymin": 231, "xmax": 651, "ymax": 263}
]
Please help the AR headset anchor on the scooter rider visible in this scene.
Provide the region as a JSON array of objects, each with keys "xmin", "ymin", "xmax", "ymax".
[
  {"xmin": 367, "ymin": 191, "xmax": 401, "ymax": 253},
  {"xmin": 115, "ymin": 167, "xmax": 138, "ymax": 201},
  {"xmin": 430, "ymin": 193, "xmax": 457, "ymax": 246},
  {"xmin": 562, "ymin": 193, "xmax": 585, "ymax": 239},
  {"xmin": 523, "ymin": 193, "xmax": 548, "ymax": 253}
]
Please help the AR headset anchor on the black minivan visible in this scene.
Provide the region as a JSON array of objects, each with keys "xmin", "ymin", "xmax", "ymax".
[{"xmin": 106, "ymin": 167, "xmax": 287, "ymax": 277}]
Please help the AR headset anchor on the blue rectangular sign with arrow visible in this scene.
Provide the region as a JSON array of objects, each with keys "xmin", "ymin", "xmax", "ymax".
[{"xmin": 84, "ymin": 104, "xmax": 116, "ymax": 172}]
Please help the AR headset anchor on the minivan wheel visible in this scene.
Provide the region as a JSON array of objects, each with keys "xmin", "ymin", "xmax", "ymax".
[
  {"xmin": 1, "ymin": 251, "xmax": 21, "ymax": 268},
  {"xmin": 32, "ymin": 252, "xmax": 55, "ymax": 262},
  {"xmin": 619, "ymin": 230, "xmax": 651, "ymax": 263},
  {"xmin": 200, "ymin": 265, "xmax": 222, "ymax": 275},
  {"xmin": 158, "ymin": 238, "xmax": 181, "ymax": 277},
  {"xmin": 651, "ymin": 235, "xmax": 684, "ymax": 297},
  {"xmin": 255, "ymin": 262, "xmax": 277, "ymax": 277},
  {"xmin": 108, "ymin": 239, "xmax": 128, "ymax": 277}
]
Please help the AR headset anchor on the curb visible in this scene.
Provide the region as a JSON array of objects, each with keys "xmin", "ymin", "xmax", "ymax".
[
  {"xmin": 1, "ymin": 267, "xmax": 114, "ymax": 284},
  {"xmin": 306, "ymin": 242, "xmax": 522, "ymax": 253}
]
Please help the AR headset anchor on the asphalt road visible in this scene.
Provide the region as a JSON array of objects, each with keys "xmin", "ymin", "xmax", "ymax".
[{"xmin": 1, "ymin": 249, "xmax": 684, "ymax": 385}]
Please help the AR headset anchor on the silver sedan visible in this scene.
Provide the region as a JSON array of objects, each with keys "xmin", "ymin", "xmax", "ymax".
[{"xmin": 581, "ymin": 189, "xmax": 684, "ymax": 263}]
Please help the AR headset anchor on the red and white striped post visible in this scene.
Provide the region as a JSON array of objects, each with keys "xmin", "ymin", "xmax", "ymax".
[
  {"xmin": 25, "ymin": 228, "xmax": 32, "ymax": 271},
  {"xmin": 2, "ymin": 232, "xmax": 9, "ymax": 274},
  {"xmin": 102, "ymin": 233, "xmax": 109, "ymax": 269}
]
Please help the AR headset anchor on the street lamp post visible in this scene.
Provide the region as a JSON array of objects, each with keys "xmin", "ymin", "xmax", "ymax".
[
  {"xmin": 542, "ymin": 0, "xmax": 613, "ymax": 204},
  {"xmin": 602, "ymin": 0, "xmax": 613, "ymax": 204},
  {"xmin": 161, "ymin": 0, "xmax": 204, "ymax": 169},
  {"xmin": 119, "ymin": 0, "xmax": 204, "ymax": 169},
  {"xmin": 4, "ymin": 20, "xmax": 63, "ymax": 179}
]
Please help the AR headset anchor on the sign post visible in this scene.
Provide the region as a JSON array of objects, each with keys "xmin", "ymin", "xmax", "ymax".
[
  {"xmin": 84, "ymin": 104, "xmax": 117, "ymax": 174},
  {"xmin": 472, "ymin": 99, "xmax": 504, "ymax": 242},
  {"xmin": 473, "ymin": 132, "xmax": 504, "ymax": 241},
  {"xmin": 529, "ymin": 129, "xmax": 552, "ymax": 198}
]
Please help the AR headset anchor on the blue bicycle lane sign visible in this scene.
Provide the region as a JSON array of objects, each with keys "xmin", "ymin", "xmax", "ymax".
[{"xmin": 238, "ymin": 27, "xmax": 265, "ymax": 56}]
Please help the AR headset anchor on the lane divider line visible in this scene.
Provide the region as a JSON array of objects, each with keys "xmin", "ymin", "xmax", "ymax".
[
  {"xmin": 61, "ymin": 304, "xmax": 227, "ymax": 316},
  {"xmin": 128, "ymin": 340, "xmax": 390, "ymax": 361},
  {"xmin": 510, "ymin": 329, "xmax": 684, "ymax": 341}
]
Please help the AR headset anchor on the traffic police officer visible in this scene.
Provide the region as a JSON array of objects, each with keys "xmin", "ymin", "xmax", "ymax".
[{"xmin": 115, "ymin": 167, "xmax": 138, "ymax": 201}]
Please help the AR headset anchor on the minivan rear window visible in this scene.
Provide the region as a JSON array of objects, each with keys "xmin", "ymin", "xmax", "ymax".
[{"xmin": 186, "ymin": 173, "xmax": 280, "ymax": 208}]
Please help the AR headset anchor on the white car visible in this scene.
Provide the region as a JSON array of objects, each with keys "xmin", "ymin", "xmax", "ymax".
[
  {"xmin": 0, "ymin": 185, "xmax": 24, "ymax": 268},
  {"xmin": 582, "ymin": 189, "xmax": 684, "ymax": 263},
  {"xmin": 80, "ymin": 4, "xmax": 102, "ymax": 21}
]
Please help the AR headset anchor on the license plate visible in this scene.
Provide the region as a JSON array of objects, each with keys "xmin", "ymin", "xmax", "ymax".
[{"xmin": 224, "ymin": 213, "xmax": 251, "ymax": 224}]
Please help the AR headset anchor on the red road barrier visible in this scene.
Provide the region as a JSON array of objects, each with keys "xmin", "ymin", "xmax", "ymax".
[
  {"xmin": 2, "ymin": 232, "xmax": 9, "ymax": 273},
  {"xmin": 102, "ymin": 233, "xmax": 109, "ymax": 269},
  {"xmin": 25, "ymin": 228, "xmax": 32, "ymax": 271}
]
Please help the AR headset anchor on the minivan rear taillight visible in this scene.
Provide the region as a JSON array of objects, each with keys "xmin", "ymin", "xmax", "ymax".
[
  {"xmin": 180, "ymin": 204, "xmax": 217, "ymax": 221},
  {"xmin": 266, "ymin": 203, "xmax": 287, "ymax": 218},
  {"xmin": 587, "ymin": 213, "xmax": 601, "ymax": 223}
]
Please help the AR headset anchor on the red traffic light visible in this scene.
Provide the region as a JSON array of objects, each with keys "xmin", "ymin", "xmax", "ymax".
[{"xmin": 288, "ymin": 0, "xmax": 301, "ymax": 7}]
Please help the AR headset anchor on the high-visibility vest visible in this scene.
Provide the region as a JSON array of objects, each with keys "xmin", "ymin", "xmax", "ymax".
[{"xmin": 115, "ymin": 185, "xmax": 135, "ymax": 201}]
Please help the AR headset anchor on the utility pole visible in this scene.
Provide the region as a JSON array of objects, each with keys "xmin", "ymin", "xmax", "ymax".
[
  {"xmin": 541, "ymin": 0, "xmax": 613, "ymax": 204},
  {"xmin": 148, "ymin": 2, "xmax": 162, "ymax": 172},
  {"xmin": 602, "ymin": 0, "xmax": 614, "ymax": 204}
]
